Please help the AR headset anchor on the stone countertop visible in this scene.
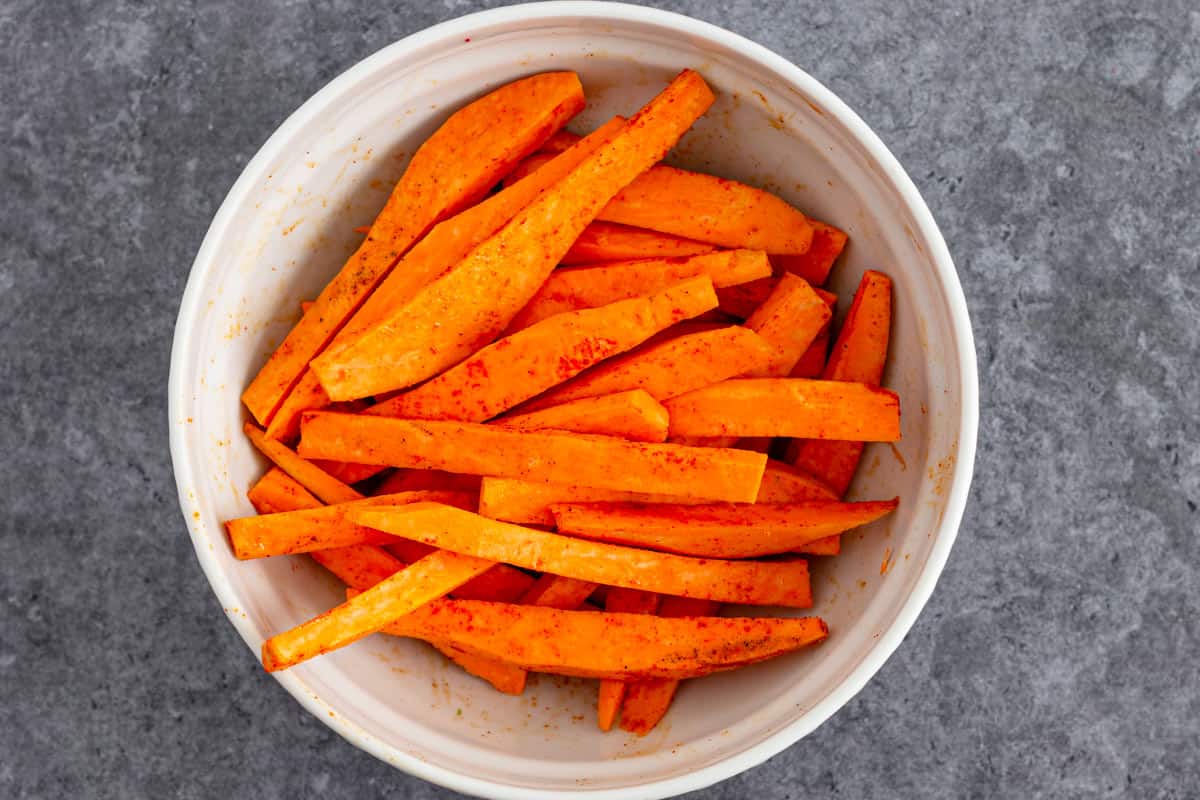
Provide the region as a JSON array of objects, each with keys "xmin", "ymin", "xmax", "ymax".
[{"xmin": 1, "ymin": 1, "xmax": 1197, "ymax": 797}]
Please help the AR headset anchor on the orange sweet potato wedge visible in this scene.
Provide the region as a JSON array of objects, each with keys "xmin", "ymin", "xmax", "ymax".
[
  {"xmin": 771, "ymin": 220, "xmax": 849, "ymax": 286},
  {"xmin": 549, "ymin": 498, "xmax": 897, "ymax": 558},
  {"xmin": 790, "ymin": 326, "xmax": 831, "ymax": 379},
  {"xmin": 365, "ymin": 276, "xmax": 717, "ymax": 422},
  {"xmin": 598, "ymin": 588, "xmax": 660, "ymax": 730},
  {"xmin": 744, "ymin": 273, "xmax": 833, "ymax": 377},
  {"xmin": 494, "ymin": 390, "xmax": 669, "ymax": 443},
  {"xmin": 298, "ymin": 413, "xmax": 766, "ymax": 503},
  {"xmin": 597, "ymin": 166, "xmax": 813, "ymax": 254},
  {"xmin": 225, "ymin": 490, "xmax": 474, "ymax": 559},
  {"xmin": 265, "ymin": 117, "xmax": 627, "ymax": 440},
  {"xmin": 262, "ymin": 548, "xmax": 496, "ymax": 672},
  {"xmin": 477, "ymin": 457, "xmax": 835, "ymax": 527},
  {"xmin": 350, "ymin": 503, "xmax": 810, "ymax": 607},
  {"xmin": 310, "ymin": 71, "xmax": 716, "ymax": 401},
  {"xmin": 513, "ymin": 326, "xmax": 773, "ymax": 413},
  {"xmin": 244, "ymin": 423, "xmax": 362, "ymax": 504},
  {"xmin": 247, "ymin": 467, "xmax": 321, "ymax": 514},
  {"xmin": 561, "ymin": 221, "xmax": 717, "ymax": 265},
  {"xmin": 519, "ymin": 573, "xmax": 598, "ymax": 609},
  {"xmin": 619, "ymin": 596, "xmax": 719, "ymax": 736},
  {"xmin": 242, "ymin": 72, "xmax": 586, "ymax": 425},
  {"xmin": 506, "ymin": 250, "xmax": 770, "ymax": 332},
  {"xmin": 376, "ymin": 599, "xmax": 828, "ymax": 681},
  {"xmin": 790, "ymin": 271, "xmax": 893, "ymax": 495},
  {"xmin": 715, "ymin": 276, "xmax": 775, "ymax": 319},
  {"xmin": 664, "ymin": 378, "xmax": 900, "ymax": 441}
]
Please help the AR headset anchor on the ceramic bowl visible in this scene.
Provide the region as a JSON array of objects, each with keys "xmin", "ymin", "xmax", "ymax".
[{"xmin": 169, "ymin": 3, "xmax": 978, "ymax": 797}]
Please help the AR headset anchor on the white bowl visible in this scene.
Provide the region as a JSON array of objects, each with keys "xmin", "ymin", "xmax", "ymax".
[{"xmin": 169, "ymin": 3, "xmax": 978, "ymax": 797}]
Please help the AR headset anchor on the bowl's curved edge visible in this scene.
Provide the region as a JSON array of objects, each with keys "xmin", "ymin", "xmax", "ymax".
[{"xmin": 168, "ymin": 3, "xmax": 979, "ymax": 798}]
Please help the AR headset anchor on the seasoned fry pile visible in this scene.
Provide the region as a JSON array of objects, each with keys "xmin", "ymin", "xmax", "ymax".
[{"xmin": 226, "ymin": 69, "xmax": 900, "ymax": 736}]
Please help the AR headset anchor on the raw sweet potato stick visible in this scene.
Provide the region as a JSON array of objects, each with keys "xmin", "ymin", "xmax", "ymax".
[
  {"xmin": 373, "ymin": 598, "xmax": 828, "ymax": 680},
  {"xmin": 507, "ymin": 154, "xmax": 814, "ymax": 253},
  {"xmin": 505, "ymin": 250, "xmax": 770, "ymax": 332},
  {"xmin": 493, "ymin": 390, "xmax": 669, "ymax": 442},
  {"xmin": 242, "ymin": 72, "xmax": 585, "ymax": 425},
  {"xmin": 663, "ymin": 378, "xmax": 900, "ymax": 440},
  {"xmin": 512, "ymin": 325, "xmax": 774, "ymax": 413},
  {"xmin": 261, "ymin": 549, "xmax": 497, "ymax": 671},
  {"xmin": 298, "ymin": 412, "xmax": 767, "ymax": 503},
  {"xmin": 743, "ymin": 273, "xmax": 832, "ymax": 377},
  {"xmin": 548, "ymin": 499, "xmax": 898, "ymax": 558},
  {"xmin": 225, "ymin": 491, "xmax": 474, "ymax": 559},
  {"xmin": 771, "ymin": 220, "xmax": 849, "ymax": 286},
  {"xmin": 310, "ymin": 70, "xmax": 717, "ymax": 401},
  {"xmin": 350, "ymin": 503, "xmax": 811, "ymax": 607},
  {"xmin": 478, "ymin": 459, "xmax": 833, "ymax": 527},
  {"xmin": 561, "ymin": 221, "xmax": 716, "ymax": 264}
]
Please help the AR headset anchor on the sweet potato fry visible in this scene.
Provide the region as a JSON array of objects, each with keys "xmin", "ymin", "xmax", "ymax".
[
  {"xmin": 479, "ymin": 479, "xmax": 688, "ymax": 526},
  {"xmin": 262, "ymin": 548, "xmax": 496, "ymax": 672},
  {"xmin": 478, "ymin": 457, "xmax": 834, "ymax": 527},
  {"xmin": 309, "ymin": 544, "xmax": 407, "ymax": 592},
  {"xmin": 366, "ymin": 276, "xmax": 717, "ymax": 422},
  {"xmin": 561, "ymin": 221, "xmax": 717, "ymax": 265},
  {"xmin": 744, "ymin": 273, "xmax": 832, "ymax": 376},
  {"xmin": 373, "ymin": 469, "xmax": 482, "ymax": 496},
  {"xmin": 771, "ymin": 220, "xmax": 848, "ymax": 286},
  {"xmin": 310, "ymin": 71, "xmax": 716, "ymax": 401},
  {"xmin": 513, "ymin": 326, "xmax": 773, "ymax": 412},
  {"xmin": 758, "ymin": 458, "xmax": 838, "ymax": 501},
  {"xmin": 597, "ymin": 166, "xmax": 813, "ymax": 254},
  {"xmin": 247, "ymin": 467, "xmax": 321, "ymax": 514},
  {"xmin": 790, "ymin": 326, "xmax": 831, "ymax": 379},
  {"xmin": 350, "ymin": 504, "xmax": 810, "ymax": 607},
  {"xmin": 493, "ymin": 390, "xmax": 669, "ymax": 442},
  {"xmin": 789, "ymin": 271, "xmax": 893, "ymax": 495},
  {"xmin": 506, "ymin": 250, "xmax": 770, "ymax": 332},
  {"xmin": 377, "ymin": 599, "xmax": 827, "ymax": 680},
  {"xmin": 715, "ymin": 277, "xmax": 772, "ymax": 319},
  {"xmin": 549, "ymin": 498, "xmax": 897, "ymax": 558},
  {"xmin": 244, "ymin": 422, "xmax": 362, "ymax": 504},
  {"xmin": 265, "ymin": 117, "xmax": 627, "ymax": 440},
  {"xmin": 598, "ymin": 588, "xmax": 661, "ymax": 730},
  {"xmin": 619, "ymin": 596, "xmax": 718, "ymax": 736},
  {"xmin": 225, "ymin": 490, "xmax": 474, "ymax": 559},
  {"xmin": 299, "ymin": 413, "xmax": 766, "ymax": 502},
  {"xmin": 664, "ymin": 378, "xmax": 900, "ymax": 441},
  {"xmin": 241, "ymin": 72, "xmax": 586, "ymax": 425},
  {"xmin": 519, "ymin": 574, "xmax": 597, "ymax": 610}
]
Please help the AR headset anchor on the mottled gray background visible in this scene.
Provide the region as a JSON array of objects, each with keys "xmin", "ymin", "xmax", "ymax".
[{"xmin": 2, "ymin": 0, "xmax": 1198, "ymax": 797}]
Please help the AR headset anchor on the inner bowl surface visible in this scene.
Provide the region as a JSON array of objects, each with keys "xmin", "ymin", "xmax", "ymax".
[{"xmin": 169, "ymin": 3, "xmax": 977, "ymax": 798}]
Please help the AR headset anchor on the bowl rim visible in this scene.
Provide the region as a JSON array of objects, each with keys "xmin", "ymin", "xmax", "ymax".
[{"xmin": 168, "ymin": 2, "xmax": 979, "ymax": 797}]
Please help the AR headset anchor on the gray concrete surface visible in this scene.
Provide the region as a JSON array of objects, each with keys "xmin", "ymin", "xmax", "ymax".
[{"xmin": 2, "ymin": 1, "xmax": 1198, "ymax": 797}]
